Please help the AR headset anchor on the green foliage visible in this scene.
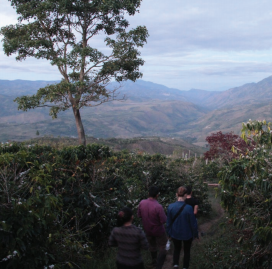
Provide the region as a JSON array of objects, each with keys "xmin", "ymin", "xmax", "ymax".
[
  {"xmin": 0, "ymin": 143, "xmax": 211, "ymax": 268},
  {"xmin": 0, "ymin": 144, "xmax": 128, "ymax": 268},
  {"xmin": 191, "ymin": 220, "xmax": 263, "ymax": 269},
  {"xmin": 218, "ymin": 120, "xmax": 272, "ymax": 268},
  {"xmin": 105, "ymin": 151, "xmax": 211, "ymax": 217},
  {"xmin": 201, "ymin": 161, "xmax": 222, "ymax": 183},
  {"xmin": 169, "ymin": 158, "xmax": 212, "ymax": 215},
  {"xmin": 1, "ymin": 0, "xmax": 149, "ymax": 144}
]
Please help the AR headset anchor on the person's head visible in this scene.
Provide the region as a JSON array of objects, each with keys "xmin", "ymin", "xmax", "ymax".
[
  {"xmin": 176, "ymin": 186, "xmax": 187, "ymax": 198},
  {"xmin": 186, "ymin": 186, "xmax": 192, "ymax": 195},
  {"xmin": 117, "ymin": 207, "xmax": 133, "ymax": 227},
  {"xmin": 148, "ymin": 186, "xmax": 160, "ymax": 198}
]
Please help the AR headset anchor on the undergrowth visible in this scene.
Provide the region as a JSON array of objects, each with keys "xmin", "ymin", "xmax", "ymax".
[{"xmin": 190, "ymin": 217, "xmax": 241, "ymax": 269}]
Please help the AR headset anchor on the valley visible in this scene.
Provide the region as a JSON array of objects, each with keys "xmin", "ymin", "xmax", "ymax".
[{"xmin": 0, "ymin": 76, "xmax": 271, "ymax": 146}]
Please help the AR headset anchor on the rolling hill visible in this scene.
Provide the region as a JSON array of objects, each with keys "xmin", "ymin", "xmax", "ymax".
[
  {"xmin": 175, "ymin": 101, "xmax": 272, "ymax": 142},
  {"xmin": 0, "ymin": 76, "xmax": 272, "ymax": 144},
  {"xmin": 0, "ymin": 80, "xmax": 57, "ymax": 96},
  {"xmin": 0, "ymin": 99, "xmax": 208, "ymax": 140},
  {"xmin": 202, "ymin": 76, "xmax": 272, "ymax": 109}
]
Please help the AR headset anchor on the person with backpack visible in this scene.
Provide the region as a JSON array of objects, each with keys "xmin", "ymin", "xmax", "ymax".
[
  {"xmin": 109, "ymin": 207, "xmax": 149, "ymax": 269},
  {"xmin": 166, "ymin": 187, "xmax": 198, "ymax": 269},
  {"xmin": 137, "ymin": 186, "xmax": 167, "ymax": 269}
]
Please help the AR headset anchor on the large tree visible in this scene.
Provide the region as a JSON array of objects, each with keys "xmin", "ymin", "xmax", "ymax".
[{"xmin": 1, "ymin": 0, "xmax": 148, "ymax": 145}]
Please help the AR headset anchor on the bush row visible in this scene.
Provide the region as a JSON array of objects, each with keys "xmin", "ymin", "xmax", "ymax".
[
  {"xmin": 0, "ymin": 143, "xmax": 211, "ymax": 269},
  {"xmin": 218, "ymin": 120, "xmax": 272, "ymax": 268}
]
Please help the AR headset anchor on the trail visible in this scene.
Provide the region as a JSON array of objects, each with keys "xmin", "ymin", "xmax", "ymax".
[{"xmin": 162, "ymin": 187, "xmax": 224, "ymax": 269}]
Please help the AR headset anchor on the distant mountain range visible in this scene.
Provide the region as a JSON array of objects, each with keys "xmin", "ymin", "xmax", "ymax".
[
  {"xmin": 109, "ymin": 80, "xmax": 220, "ymax": 105},
  {"xmin": 0, "ymin": 76, "xmax": 272, "ymax": 144},
  {"xmin": 202, "ymin": 76, "xmax": 272, "ymax": 109},
  {"xmin": 0, "ymin": 80, "xmax": 58, "ymax": 96}
]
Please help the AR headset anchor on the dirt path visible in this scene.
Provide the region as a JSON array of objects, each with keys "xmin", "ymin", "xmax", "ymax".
[
  {"xmin": 198, "ymin": 202, "xmax": 224, "ymax": 235},
  {"xmin": 162, "ymin": 189, "xmax": 224, "ymax": 269}
]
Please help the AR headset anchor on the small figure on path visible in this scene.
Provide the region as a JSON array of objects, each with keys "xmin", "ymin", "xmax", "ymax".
[
  {"xmin": 109, "ymin": 207, "xmax": 149, "ymax": 269},
  {"xmin": 166, "ymin": 187, "xmax": 198, "ymax": 269},
  {"xmin": 185, "ymin": 186, "xmax": 199, "ymax": 216},
  {"xmin": 138, "ymin": 186, "xmax": 167, "ymax": 269}
]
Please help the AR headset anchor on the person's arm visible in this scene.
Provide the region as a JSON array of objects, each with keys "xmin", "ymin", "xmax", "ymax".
[
  {"xmin": 194, "ymin": 197, "xmax": 199, "ymax": 216},
  {"xmin": 108, "ymin": 228, "xmax": 118, "ymax": 247},
  {"xmin": 188, "ymin": 207, "xmax": 198, "ymax": 239},
  {"xmin": 194, "ymin": 205, "xmax": 199, "ymax": 215},
  {"xmin": 166, "ymin": 206, "xmax": 171, "ymax": 236},
  {"xmin": 139, "ymin": 230, "xmax": 149, "ymax": 250},
  {"xmin": 158, "ymin": 205, "xmax": 167, "ymax": 224}
]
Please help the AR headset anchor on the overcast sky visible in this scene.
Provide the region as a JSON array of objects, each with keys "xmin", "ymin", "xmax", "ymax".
[{"xmin": 1, "ymin": 0, "xmax": 272, "ymax": 91}]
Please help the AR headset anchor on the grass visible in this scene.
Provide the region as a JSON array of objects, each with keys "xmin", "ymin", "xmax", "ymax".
[
  {"xmin": 197, "ymin": 187, "xmax": 222, "ymax": 226},
  {"xmin": 190, "ymin": 187, "xmax": 244, "ymax": 269},
  {"xmin": 190, "ymin": 219, "xmax": 243, "ymax": 269}
]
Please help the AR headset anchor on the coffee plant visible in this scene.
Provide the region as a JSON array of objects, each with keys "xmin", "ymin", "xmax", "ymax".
[
  {"xmin": 219, "ymin": 120, "xmax": 272, "ymax": 268},
  {"xmin": 0, "ymin": 143, "xmax": 211, "ymax": 268}
]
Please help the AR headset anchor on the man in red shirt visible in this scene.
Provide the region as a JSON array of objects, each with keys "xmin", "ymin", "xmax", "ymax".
[{"xmin": 137, "ymin": 186, "xmax": 167, "ymax": 269}]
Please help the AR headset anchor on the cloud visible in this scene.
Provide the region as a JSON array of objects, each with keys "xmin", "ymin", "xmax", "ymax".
[
  {"xmin": 1, "ymin": 0, "xmax": 272, "ymax": 90},
  {"xmin": 198, "ymin": 63, "xmax": 272, "ymax": 76},
  {"xmin": 0, "ymin": 2, "xmax": 18, "ymax": 25},
  {"xmin": 128, "ymin": 0, "xmax": 272, "ymax": 54}
]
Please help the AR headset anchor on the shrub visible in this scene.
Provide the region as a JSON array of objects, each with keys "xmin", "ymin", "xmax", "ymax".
[
  {"xmin": 204, "ymin": 131, "xmax": 254, "ymax": 162},
  {"xmin": 0, "ymin": 143, "xmax": 211, "ymax": 268},
  {"xmin": 218, "ymin": 120, "xmax": 272, "ymax": 268}
]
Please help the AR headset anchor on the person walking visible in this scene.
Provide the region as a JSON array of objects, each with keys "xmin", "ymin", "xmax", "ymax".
[
  {"xmin": 109, "ymin": 207, "xmax": 149, "ymax": 269},
  {"xmin": 185, "ymin": 186, "xmax": 199, "ymax": 216},
  {"xmin": 137, "ymin": 186, "xmax": 167, "ymax": 269},
  {"xmin": 167, "ymin": 187, "xmax": 198, "ymax": 269}
]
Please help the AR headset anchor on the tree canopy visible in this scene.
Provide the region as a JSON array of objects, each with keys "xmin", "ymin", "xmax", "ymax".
[{"xmin": 1, "ymin": 0, "xmax": 148, "ymax": 145}]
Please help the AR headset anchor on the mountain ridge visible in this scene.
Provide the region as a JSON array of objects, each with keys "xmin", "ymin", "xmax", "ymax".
[
  {"xmin": 205, "ymin": 76, "xmax": 272, "ymax": 108},
  {"xmin": 0, "ymin": 76, "xmax": 272, "ymax": 143}
]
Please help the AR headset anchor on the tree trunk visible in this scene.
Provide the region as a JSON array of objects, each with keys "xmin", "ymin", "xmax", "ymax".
[{"xmin": 73, "ymin": 107, "xmax": 86, "ymax": 146}]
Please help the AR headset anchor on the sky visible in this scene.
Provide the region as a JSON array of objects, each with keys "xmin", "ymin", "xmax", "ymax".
[{"xmin": 1, "ymin": 0, "xmax": 272, "ymax": 91}]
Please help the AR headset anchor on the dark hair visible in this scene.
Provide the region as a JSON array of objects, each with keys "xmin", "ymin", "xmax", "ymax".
[
  {"xmin": 177, "ymin": 186, "xmax": 187, "ymax": 197},
  {"xmin": 186, "ymin": 186, "xmax": 192, "ymax": 195},
  {"xmin": 148, "ymin": 186, "xmax": 160, "ymax": 198},
  {"xmin": 117, "ymin": 207, "xmax": 133, "ymax": 227}
]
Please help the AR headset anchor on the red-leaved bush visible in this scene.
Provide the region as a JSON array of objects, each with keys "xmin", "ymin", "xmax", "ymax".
[{"xmin": 204, "ymin": 131, "xmax": 255, "ymax": 162}]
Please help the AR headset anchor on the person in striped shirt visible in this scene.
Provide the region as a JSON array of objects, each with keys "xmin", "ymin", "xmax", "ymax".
[{"xmin": 109, "ymin": 207, "xmax": 149, "ymax": 269}]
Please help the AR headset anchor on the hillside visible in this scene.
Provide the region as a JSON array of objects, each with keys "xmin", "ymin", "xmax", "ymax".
[
  {"xmin": 1, "ymin": 76, "xmax": 272, "ymax": 144},
  {"xmin": 204, "ymin": 76, "xmax": 272, "ymax": 109},
  {"xmin": 24, "ymin": 136, "xmax": 206, "ymax": 156},
  {"xmin": 109, "ymin": 80, "xmax": 188, "ymax": 102},
  {"xmin": 113, "ymin": 77, "xmax": 272, "ymax": 109},
  {"xmin": 0, "ymin": 79, "xmax": 215, "ymax": 103},
  {"xmin": 0, "ymin": 99, "xmax": 208, "ymax": 140},
  {"xmin": 0, "ymin": 80, "xmax": 57, "ymax": 96},
  {"xmin": 176, "ymin": 101, "xmax": 272, "ymax": 142},
  {"xmin": 176, "ymin": 88, "xmax": 220, "ymax": 107}
]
